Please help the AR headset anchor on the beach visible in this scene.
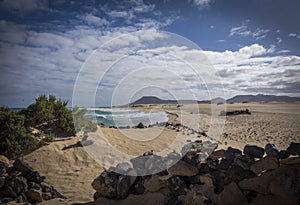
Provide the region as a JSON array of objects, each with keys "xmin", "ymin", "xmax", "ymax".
[{"xmin": 21, "ymin": 102, "xmax": 300, "ymax": 204}]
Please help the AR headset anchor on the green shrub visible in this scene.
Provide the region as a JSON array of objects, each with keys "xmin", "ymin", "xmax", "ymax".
[{"xmin": 20, "ymin": 94, "xmax": 76, "ymax": 135}]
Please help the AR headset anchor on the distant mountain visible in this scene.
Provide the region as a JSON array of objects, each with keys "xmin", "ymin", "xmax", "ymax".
[
  {"xmin": 129, "ymin": 96, "xmax": 198, "ymax": 105},
  {"xmin": 227, "ymin": 94, "xmax": 300, "ymax": 103},
  {"xmin": 129, "ymin": 94, "xmax": 300, "ymax": 105}
]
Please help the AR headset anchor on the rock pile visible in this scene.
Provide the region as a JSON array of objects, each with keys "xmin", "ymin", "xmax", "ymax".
[
  {"xmin": 91, "ymin": 142, "xmax": 300, "ymax": 205},
  {"xmin": 220, "ymin": 109, "xmax": 251, "ymax": 116},
  {"xmin": 0, "ymin": 157, "xmax": 65, "ymax": 204}
]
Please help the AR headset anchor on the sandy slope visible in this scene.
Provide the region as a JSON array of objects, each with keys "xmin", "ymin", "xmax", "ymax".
[
  {"xmin": 23, "ymin": 137, "xmax": 103, "ymax": 204},
  {"xmin": 22, "ymin": 102, "xmax": 300, "ymax": 204}
]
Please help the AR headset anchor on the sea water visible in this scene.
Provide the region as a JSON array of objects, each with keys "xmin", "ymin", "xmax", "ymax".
[{"xmin": 85, "ymin": 108, "xmax": 168, "ymax": 127}]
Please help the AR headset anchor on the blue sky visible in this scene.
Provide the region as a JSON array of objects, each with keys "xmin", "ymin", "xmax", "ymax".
[{"xmin": 0, "ymin": 0, "xmax": 299, "ymax": 107}]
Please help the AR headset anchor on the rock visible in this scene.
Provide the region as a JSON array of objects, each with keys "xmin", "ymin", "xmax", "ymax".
[
  {"xmin": 287, "ymin": 142, "xmax": 300, "ymax": 155},
  {"xmin": 226, "ymin": 165, "xmax": 249, "ymax": 181},
  {"xmin": 132, "ymin": 177, "xmax": 145, "ymax": 195},
  {"xmin": 165, "ymin": 196, "xmax": 183, "ymax": 205},
  {"xmin": 131, "ymin": 156, "xmax": 146, "ymax": 174},
  {"xmin": 116, "ymin": 175, "xmax": 131, "ymax": 199},
  {"xmin": 144, "ymin": 175, "xmax": 166, "ymax": 192},
  {"xmin": 0, "ymin": 176, "xmax": 5, "ymax": 188},
  {"xmin": 91, "ymin": 192, "xmax": 166, "ymax": 205},
  {"xmin": 167, "ymin": 160, "xmax": 199, "ymax": 176},
  {"xmin": 144, "ymin": 155, "xmax": 165, "ymax": 174},
  {"xmin": 5, "ymin": 176, "xmax": 28, "ymax": 196},
  {"xmin": 126, "ymin": 169, "xmax": 137, "ymax": 187},
  {"xmin": 217, "ymin": 182, "xmax": 247, "ymax": 205},
  {"xmin": 225, "ymin": 147, "xmax": 243, "ymax": 162},
  {"xmin": 250, "ymin": 156, "xmax": 279, "ymax": 175},
  {"xmin": 42, "ymin": 192, "xmax": 52, "ymax": 201},
  {"xmin": 239, "ymin": 164, "xmax": 300, "ymax": 204},
  {"xmin": 161, "ymin": 175, "xmax": 187, "ymax": 196},
  {"xmin": 13, "ymin": 159, "xmax": 33, "ymax": 175},
  {"xmin": 199, "ymin": 174, "xmax": 214, "ymax": 188},
  {"xmin": 217, "ymin": 159, "xmax": 231, "ymax": 170},
  {"xmin": 116, "ymin": 162, "xmax": 132, "ymax": 173},
  {"xmin": 250, "ymin": 195, "xmax": 289, "ymax": 205},
  {"xmin": 26, "ymin": 188, "xmax": 43, "ymax": 203},
  {"xmin": 178, "ymin": 187, "xmax": 207, "ymax": 205},
  {"xmin": 91, "ymin": 171, "xmax": 118, "ymax": 199},
  {"xmin": 279, "ymin": 156, "xmax": 300, "ymax": 165},
  {"xmin": 136, "ymin": 122, "xmax": 145, "ymax": 128},
  {"xmin": 232, "ymin": 157, "xmax": 250, "ymax": 170},
  {"xmin": 265, "ymin": 143, "xmax": 279, "ymax": 157},
  {"xmin": 276, "ymin": 150, "xmax": 290, "ymax": 159},
  {"xmin": 41, "ymin": 182, "xmax": 52, "ymax": 192},
  {"xmin": 0, "ymin": 155, "xmax": 9, "ymax": 168},
  {"xmin": 201, "ymin": 141, "xmax": 218, "ymax": 154},
  {"xmin": 209, "ymin": 149, "xmax": 225, "ymax": 160},
  {"xmin": 244, "ymin": 145, "xmax": 265, "ymax": 158}
]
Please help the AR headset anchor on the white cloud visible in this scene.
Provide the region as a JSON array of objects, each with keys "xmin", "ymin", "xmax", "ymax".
[
  {"xmin": 189, "ymin": 0, "xmax": 213, "ymax": 9},
  {"xmin": 210, "ymin": 25, "xmax": 214, "ymax": 29},
  {"xmin": 252, "ymin": 28, "xmax": 270, "ymax": 40},
  {"xmin": 229, "ymin": 25, "xmax": 251, "ymax": 37},
  {"xmin": 276, "ymin": 37, "xmax": 282, "ymax": 43},
  {"xmin": 81, "ymin": 14, "xmax": 109, "ymax": 27},
  {"xmin": 288, "ymin": 33, "xmax": 297, "ymax": 37}
]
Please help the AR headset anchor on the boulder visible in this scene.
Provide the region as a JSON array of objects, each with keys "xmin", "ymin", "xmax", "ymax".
[
  {"xmin": 265, "ymin": 143, "xmax": 279, "ymax": 157},
  {"xmin": 91, "ymin": 171, "xmax": 118, "ymax": 199},
  {"xmin": 225, "ymin": 147, "xmax": 243, "ymax": 162},
  {"xmin": 116, "ymin": 175, "xmax": 131, "ymax": 199},
  {"xmin": 13, "ymin": 159, "xmax": 33, "ymax": 175},
  {"xmin": 217, "ymin": 182, "xmax": 247, "ymax": 205},
  {"xmin": 42, "ymin": 192, "xmax": 52, "ymax": 201},
  {"xmin": 232, "ymin": 157, "xmax": 250, "ymax": 170},
  {"xmin": 239, "ymin": 164, "xmax": 300, "ymax": 204},
  {"xmin": 5, "ymin": 176, "xmax": 28, "ymax": 196},
  {"xmin": 279, "ymin": 156, "xmax": 300, "ymax": 165},
  {"xmin": 136, "ymin": 122, "xmax": 145, "ymax": 129},
  {"xmin": 0, "ymin": 176, "xmax": 5, "ymax": 188},
  {"xmin": 201, "ymin": 141, "xmax": 218, "ymax": 154},
  {"xmin": 276, "ymin": 150, "xmax": 290, "ymax": 159},
  {"xmin": 250, "ymin": 156, "xmax": 279, "ymax": 175},
  {"xmin": 209, "ymin": 149, "xmax": 225, "ymax": 160},
  {"xmin": 26, "ymin": 188, "xmax": 43, "ymax": 203},
  {"xmin": 243, "ymin": 145, "xmax": 264, "ymax": 158},
  {"xmin": 287, "ymin": 142, "xmax": 300, "ymax": 155},
  {"xmin": 144, "ymin": 175, "xmax": 166, "ymax": 192},
  {"xmin": 167, "ymin": 160, "xmax": 199, "ymax": 176},
  {"xmin": 0, "ymin": 155, "xmax": 9, "ymax": 168},
  {"xmin": 161, "ymin": 175, "xmax": 187, "ymax": 195},
  {"xmin": 199, "ymin": 174, "xmax": 214, "ymax": 188}
]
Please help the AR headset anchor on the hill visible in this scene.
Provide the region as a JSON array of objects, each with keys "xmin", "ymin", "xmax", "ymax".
[
  {"xmin": 227, "ymin": 94, "xmax": 300, "ymax": 103},
  {"xmin": 129, "ymin": 94, "xmax": 300, "ymax": 105}
]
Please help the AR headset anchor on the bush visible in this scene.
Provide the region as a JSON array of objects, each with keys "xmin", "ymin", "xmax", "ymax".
[
  {"xmin": 72, "ymin": 106, "xmax": 97, "ymax": 132},
  {"xmin": 0, "ymin": 107, "xmax": 38, "ymax": 158},
  {"xmin": 20, "ymin": 95, "xmax": 76, "ymax": 136}
]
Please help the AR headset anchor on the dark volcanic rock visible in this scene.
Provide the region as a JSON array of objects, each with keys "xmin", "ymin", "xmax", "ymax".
[
  {"xmin": 136, "ymin": 122, "xmax": 145, "ymax": 129},
  {"xmin": 92, "ymin": 171, "xmax": 118, "ymax": 199},
  {"xmin": 244, "ymin": 145, "xmax": 265, "ymax": 158},
  {"xmin": 13, "ymin": 159, "xmax": 33, "ymax": 175},
  {"xmin": 116, "ymin": 175, "xmax": 131, "ymax": 199},
  {"xmin": 287, "ymin": 142, "xmax": 300, "ymax": 155},
  {"xmin": 217, "ymin": 182, "xmax": 247, "ymax": 205},
  {"xmin": 265, "ymin": 143, "xmax": 279, "ymax": 157},
  {"xmin": 5, "ymin": 176, "xmax": 28, "ymax": 197},
  {"xmin": 161, "ymin": 175, "xmax": 187, "ymax": 196},
  {"xmin": 167, "ymin": 160, "xmax": 198, "ymax": 176},
  {"xmin": 277, "ymin": 150, "xmax": 290, "ymax": 159},
  {"xmin": 250, "ymin": 156, "xmax": 279, "ymax": 175},
  {"xmin": 225, "ymin": 147, "xmax": 243, "ymax": 162}
]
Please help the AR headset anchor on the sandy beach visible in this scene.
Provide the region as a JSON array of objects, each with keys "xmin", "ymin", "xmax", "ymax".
[{"xmin": 21, "ymin": 102, "xmax": 300, "ymax": 204}]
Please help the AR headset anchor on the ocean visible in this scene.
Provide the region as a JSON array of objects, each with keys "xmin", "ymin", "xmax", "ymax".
[{"xmin": 85, "ymin": 108, "xmax": 169, "ymax": 127}]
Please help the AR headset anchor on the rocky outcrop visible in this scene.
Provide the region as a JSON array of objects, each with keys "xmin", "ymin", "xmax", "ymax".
[
  {"xmin": 89, "ymin": 142, "xmax": 300, "ymax": 205},
  {"xmin": 0, "ymin": 156, "xmax": 65, "ymax": 204}
]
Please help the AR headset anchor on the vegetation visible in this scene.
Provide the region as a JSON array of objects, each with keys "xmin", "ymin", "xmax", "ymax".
[
  {"xmin": 0, "ymin": 94, "xmax": 88, "ymax": 158},
  {"xmin": 72, "ymin": 106, "xmax": 97, "ymax": 133}
]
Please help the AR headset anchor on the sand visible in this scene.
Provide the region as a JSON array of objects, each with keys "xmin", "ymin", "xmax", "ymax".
[{"xmin": 22, "ymin": 102, "xmax": 300, "ymax": 204}]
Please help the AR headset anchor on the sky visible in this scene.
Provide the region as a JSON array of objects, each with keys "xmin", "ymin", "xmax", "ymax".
[{"xmin": 0, "ymin": 0, "xmax": 299, "ymax": 107}]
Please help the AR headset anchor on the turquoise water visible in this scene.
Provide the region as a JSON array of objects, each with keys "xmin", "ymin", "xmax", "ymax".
[{"xmin": 85, "ymin": 108, "xmax": 168, "ymax": 127}]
